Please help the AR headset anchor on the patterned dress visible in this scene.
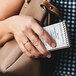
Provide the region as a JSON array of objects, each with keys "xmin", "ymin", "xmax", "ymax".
[{"xmin": 41, "ymin": 0, "xmax": 76, "ymax": 76}]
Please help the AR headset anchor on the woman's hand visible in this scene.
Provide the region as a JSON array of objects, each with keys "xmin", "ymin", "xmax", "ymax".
[{"xmin": 7, "ymin": 15, "xmax": 56, "ymax": 58}]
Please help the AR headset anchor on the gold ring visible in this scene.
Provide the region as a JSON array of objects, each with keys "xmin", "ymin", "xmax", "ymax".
[{"xmin": 24, "ymin": 41, "xmax": 29, "ymax": 45}]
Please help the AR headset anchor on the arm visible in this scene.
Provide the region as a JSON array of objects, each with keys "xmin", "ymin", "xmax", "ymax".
[
  {"xmin": 0, "ymin": 20, "xmax": 14, "ymax": 46},
  {"xmin": 0, "ymin": 0, "xmax": 56, "ymax": 58},
  {"xmin": 0, "ymin": 0, "xmax": 25, "ymax": 20},
  {"xmin": 0, "ymin": 15, "xmax": 56, "ymax": 58},
  {"xmin": 0, "ymin": 0, "xmax": 25, "ymax": 45}
]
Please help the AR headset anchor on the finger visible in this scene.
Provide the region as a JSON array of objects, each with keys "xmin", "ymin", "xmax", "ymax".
[
  {"xmin": 14, "ymin": 34, "xmax": 32, "ymax": 57},
  {"xmin": 18, "ymin": 41, "xmax": 34, "ymax": 58},
  {"xmin": 31, "ymin": 21, "xmax": 56, "ymax": 47},
  {"xmin": 25, "ymin": 52, "xmax": 34, "ymax": 58},
  {"xmin": 19, "ymin": 43, "xmax": 34, "ymax": 58},
  {"xmin": 24, "ymin": 40, "xmax": 41, "ymax": 58},
  {"xmin": 19, "ymin": 42, "xmax": 33, "ymax": 57},
  {"xmin": 26, "ymin": 29, "xmax": 51, "ymax": 58},
  {"xmin": 19, "ymin": 32, "xmax": 40, "ymax": 58}
]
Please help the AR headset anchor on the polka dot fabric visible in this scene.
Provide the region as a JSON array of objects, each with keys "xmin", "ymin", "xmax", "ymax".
[{"xmin": 41, "ymin": 0, "xmax": 76, "ymax": 76}]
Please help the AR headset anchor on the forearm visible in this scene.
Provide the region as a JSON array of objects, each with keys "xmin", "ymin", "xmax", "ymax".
[
  {"xmin": 0, "ymin": 20, "xmax": 13, "ymax": 46},
  {"xmin": 0, "ymin": 0, "xmax": 24, "ymax": 20},
  {"xmin": 0, "ymin": 0, "xmax": 25, "ymax": 46}
]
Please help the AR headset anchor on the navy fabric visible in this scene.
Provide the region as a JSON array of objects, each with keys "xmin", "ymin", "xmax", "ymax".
[{"xmin": 41, "ymin": 0, "xmax": 76, "ymax": 76}]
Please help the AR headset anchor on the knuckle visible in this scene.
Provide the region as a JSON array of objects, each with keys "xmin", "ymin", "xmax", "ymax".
[
  {"xmin": 39, "ymin": 29, "xmax": 45, "ymax": 37},
  {"xmin": 25, "ymin": 43, "xmax": 31, "ymax": 49},
  {"xmin": 33, "ymin": 40, "xmax": 40, "ymax": 46},
  {"xmin": 21, "ymin": 28, "xmax": 26, "ymax": 33},
  {"xmin": 47, "ymin": 38, "xmax": 54, "ymax": 45},
  {"xmin": 47, "ymin": 37, "xmax": 53, "ymax": 42},
  {"xmin": 29, "ymin": 18, "xmax": 35, "ymax": 24},
  {"xmin": 21, "ymin": 48, "xmax": 26, "ymax": 52}
]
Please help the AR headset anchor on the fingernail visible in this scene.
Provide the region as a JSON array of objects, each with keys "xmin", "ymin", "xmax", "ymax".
[
  {"xmin": 51, "ymin": 43, "xmax": 56, "ymax": 47},
  {"xmin": 47, "ymin": 54, "xmax": 51, "ymax": 58}
]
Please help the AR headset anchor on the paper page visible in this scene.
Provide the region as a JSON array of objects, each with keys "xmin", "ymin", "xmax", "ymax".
[{"xmin": 40, "ymin": 21, "xmax": 70, "ymax": 51}]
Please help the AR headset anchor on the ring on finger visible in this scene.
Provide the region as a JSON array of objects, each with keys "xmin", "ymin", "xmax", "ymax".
[{"xmin": 23, "ymin": 41, "xmax": 30, "ymax": 46}]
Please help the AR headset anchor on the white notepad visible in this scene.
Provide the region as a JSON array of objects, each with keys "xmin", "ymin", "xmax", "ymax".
[{"xmin": 40, "ymin": 21, "xmax": 70, "ymax": 51}]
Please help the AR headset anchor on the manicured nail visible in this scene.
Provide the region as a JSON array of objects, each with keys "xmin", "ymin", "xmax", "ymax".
[
  {"xmin": 47, "ymin": 54, "xmax": 51, "ymax": 58},
  {"xmin": 51, "ymin": 43, "xmax": 56, "ymax": 47}
]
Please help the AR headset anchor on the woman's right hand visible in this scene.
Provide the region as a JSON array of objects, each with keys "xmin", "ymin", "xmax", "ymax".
[{"xmin": 6, "ymin": 15, "xmax": 56, "ymax": 58}]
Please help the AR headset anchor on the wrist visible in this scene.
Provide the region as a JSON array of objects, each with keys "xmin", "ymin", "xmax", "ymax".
[
  {"xmin": 0, "ymin": 20, "xmax": 14, "ymax": 46},
  {"xmin": 5, "ymin": 17, "xmax": 14, "ymax": 35}
]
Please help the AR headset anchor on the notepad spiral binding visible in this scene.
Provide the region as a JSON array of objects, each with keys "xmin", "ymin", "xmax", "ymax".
[{"xmin": 62, "ymin": 21, "xmax": 70, "ymax": 47}]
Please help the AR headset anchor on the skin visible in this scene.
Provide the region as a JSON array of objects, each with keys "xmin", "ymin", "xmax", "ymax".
[{"xmin": 0, "ymin": 0, "xmax": 56, "ymax": 58}]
